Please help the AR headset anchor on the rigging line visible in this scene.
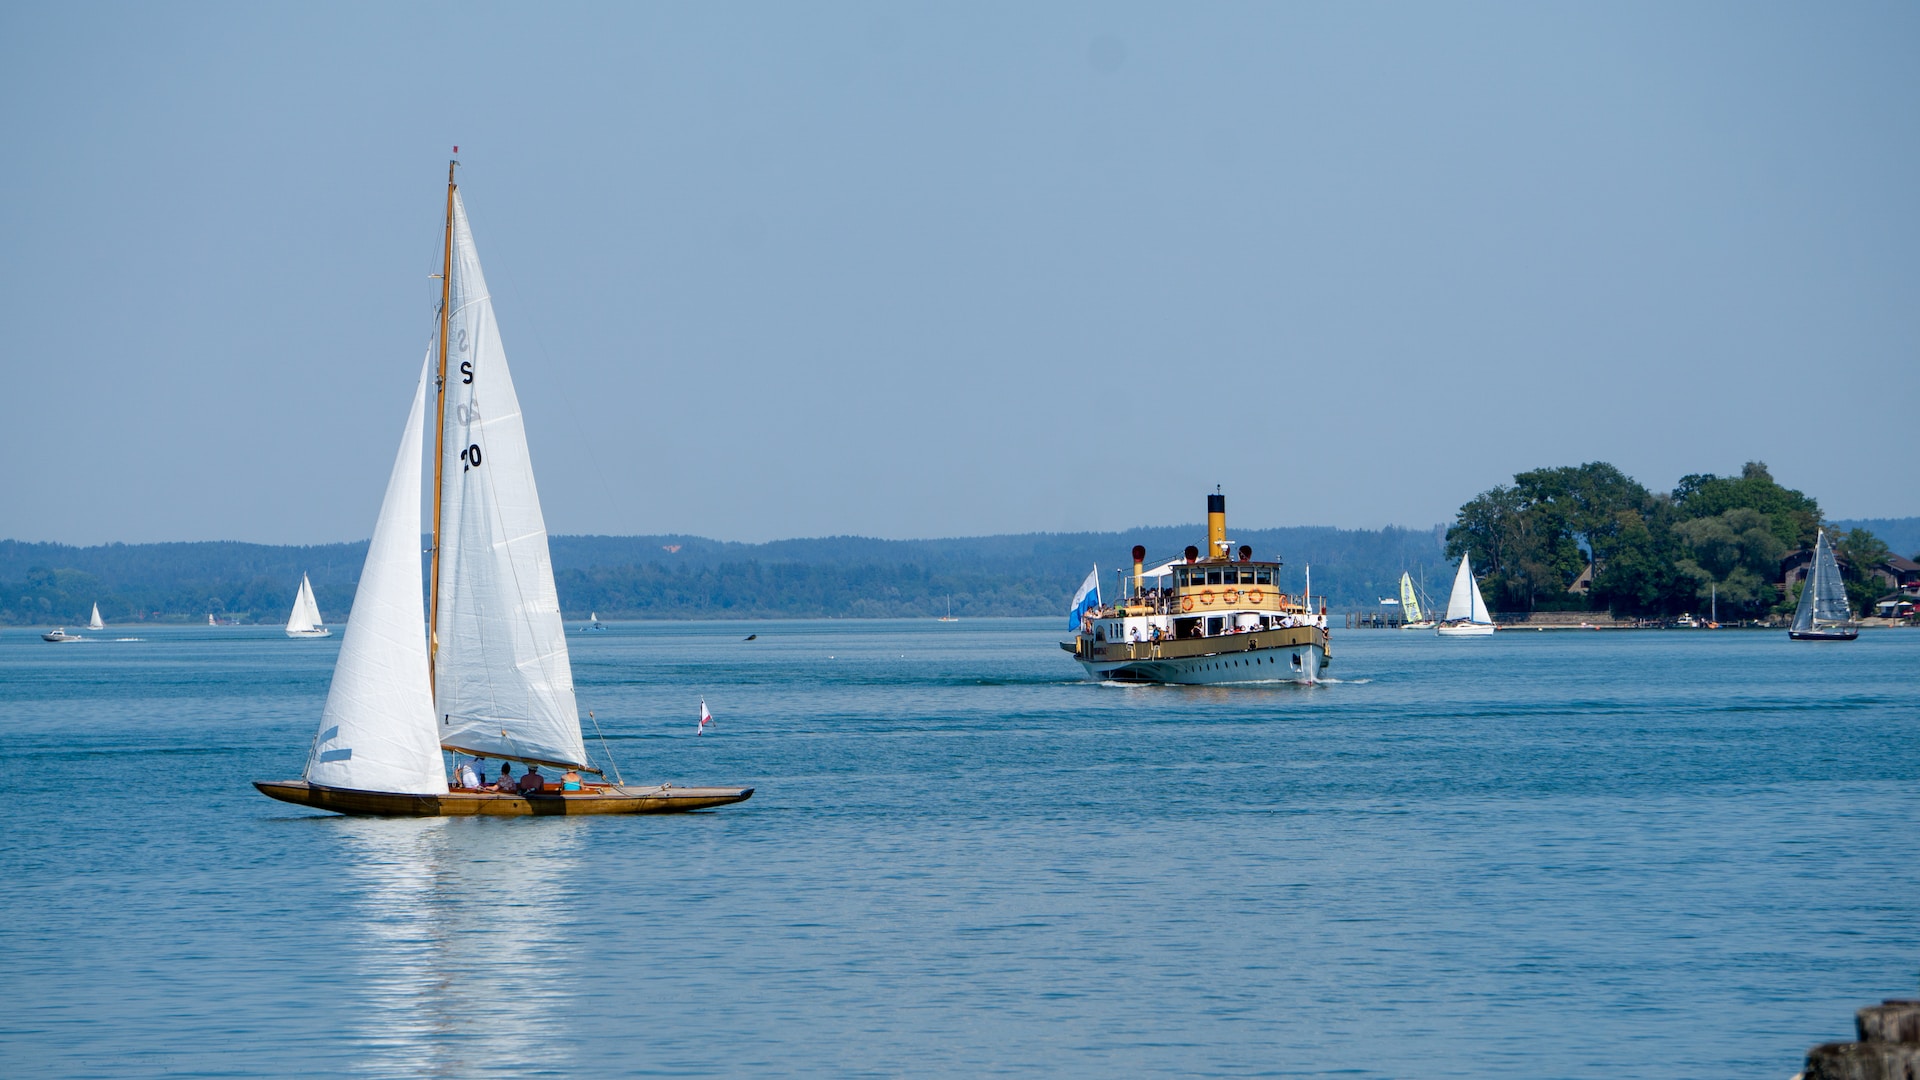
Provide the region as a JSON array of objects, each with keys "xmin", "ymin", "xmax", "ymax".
[{"xmin": 586, "ymin": 710, "xmax": 623, "ymax": 785}]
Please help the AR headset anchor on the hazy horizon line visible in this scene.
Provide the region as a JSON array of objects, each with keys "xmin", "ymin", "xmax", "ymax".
[{"xmin": 0, "ymin": 520, "xmax": 1464, "ymax": 551}]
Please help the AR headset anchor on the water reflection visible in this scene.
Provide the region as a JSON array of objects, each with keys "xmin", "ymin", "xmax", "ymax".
[{"xmin": 332, "ymin": 817, "xmax": 586, "ymax": 1074}]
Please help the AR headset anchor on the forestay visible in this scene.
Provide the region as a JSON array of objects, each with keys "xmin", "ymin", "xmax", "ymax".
[
  {"xmin": 306, "ymin": 359, "xmax": 447, "ymax": 795},
  {"xmin": 433, "ymin": 192, "xmax": 588, "ymax": 769}
]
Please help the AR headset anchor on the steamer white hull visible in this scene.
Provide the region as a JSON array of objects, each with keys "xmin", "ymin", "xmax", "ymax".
[{"xmin": 1076, "ymin": 640, "xmax": 1328, "ymax": 685}]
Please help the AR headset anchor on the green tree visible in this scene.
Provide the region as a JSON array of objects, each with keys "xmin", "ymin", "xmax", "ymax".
[
  {"xmin": 1589, "ymin": 503, "xmax": 1692, "ymax": 617},
  {"xmin": 1672, "ymin": 462, "xmax": 1821, "ymax": 551},
  {"xmin": 1671, "ymin": 508, "xmax": 1790, "ymax": 619}
]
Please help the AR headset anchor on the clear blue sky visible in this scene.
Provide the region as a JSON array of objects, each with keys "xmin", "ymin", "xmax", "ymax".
[{"xmin": 3, "ymin": 3, "xmax": 1915, "ymax": 545}]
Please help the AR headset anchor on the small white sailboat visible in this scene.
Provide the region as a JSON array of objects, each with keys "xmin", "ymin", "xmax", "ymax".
[
  {"xmin": 255, "ymin": 159, "xmax": 751, "ymax": 817},
  {"xmin": 1398, "ymin": 571, "xmax": 1435, "ymax": 630},
  {"xmin": 1435, "ymin": 553, "xmax": 1496, "ymax": 636},
  {"xmin": 580, "ymin": 610, "xmax": 606, "ymax": 632},
  {"xmin": 285, "ymin": 574, "xmax": 331, "ymax": 638},
  {"xmin": 1789, "ymin": 529, "xmax": 1858, "ymax": 641},
  {"xmin": 87, "ymin": 603, "xmax": 105, "ymax": 631},
  {"xmin": 938, "ymin": 596, "xmax": 959, "ymax": 622}
]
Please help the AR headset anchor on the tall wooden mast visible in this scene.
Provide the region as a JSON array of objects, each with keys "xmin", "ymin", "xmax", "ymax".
[{"xmin": 428, "ymin": 157, "xmax": 457, "ymax": 694}]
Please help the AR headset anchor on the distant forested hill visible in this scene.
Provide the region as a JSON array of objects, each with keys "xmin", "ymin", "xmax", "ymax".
[
  {"xmin": 1833, "ymin": 519, "xmax": 1920, "ymax": 562},
  {"xmin": 0, "ymin": 524, "xmax": 1449, "ymax": 624}
]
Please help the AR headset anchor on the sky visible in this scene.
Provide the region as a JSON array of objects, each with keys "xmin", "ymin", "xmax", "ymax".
[{"xmin": 2, "ymin": 3, "xmax": 1915, "ymax": 546}]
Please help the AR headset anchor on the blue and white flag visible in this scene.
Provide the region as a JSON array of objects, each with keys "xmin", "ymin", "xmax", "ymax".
[{"xmin": 1068, "ymin": 565, "xmax": 1101, "ymax": 630}]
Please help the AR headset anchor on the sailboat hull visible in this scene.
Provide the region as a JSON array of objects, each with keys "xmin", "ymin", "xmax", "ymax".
[
  {"xmin": 254, "ymin": 779, "xmax": 753, "ymax": 816},
  {"xmin": 1788, "ymin": 628, "xmax": 1859, "ymax": 641},
  {"xmin": 1435, "ymin": 623, "xmax": 1496, "ymax": 637},
  {"xmin": 286, "ymin": 628, "xmax": 332, "ymax": 638}
]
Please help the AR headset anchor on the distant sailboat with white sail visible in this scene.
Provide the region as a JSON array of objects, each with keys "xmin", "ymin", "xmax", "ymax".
[
  {"xmin": 1435, "ymin": 553, "xmax": 1496, "ymax": 636},
  {"xmin": 87, "ymin": 603, "xmax": 104, "ymax": 631},
  {"xmin": 285, "ymin": 574, "xmax": 330, "ymax": 638},
  {"xmin": 254, "ymin": 159, "xmax": 752, "ymax": 816},
  {"xmin": 1789, "ymin": 529, "xmax": 1858, "ymax": 641}
]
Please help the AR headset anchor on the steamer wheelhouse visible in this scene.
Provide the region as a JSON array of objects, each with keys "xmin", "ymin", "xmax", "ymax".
[{"xmin": 1062, "ymin": 492, "xmax": 1331, "ymax": 684}]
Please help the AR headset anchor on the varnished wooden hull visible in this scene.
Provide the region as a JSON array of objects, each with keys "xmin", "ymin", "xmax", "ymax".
[{"xmin": 254, "ymin": 779, "xmax": 753, "ymax": 817}]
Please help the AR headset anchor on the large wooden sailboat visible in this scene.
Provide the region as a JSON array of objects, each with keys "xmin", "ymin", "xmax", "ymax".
[
  {"xmin": 256, "ymin": 159, "xmax": 752, "ymax": 817},
  {"xmin": 1788, "ymin": 529, "xmax": 1858, "ymax": 642},
  {"xmin": 1061, "ymin": 492, "xmax": 1331, "ymax": 684}
]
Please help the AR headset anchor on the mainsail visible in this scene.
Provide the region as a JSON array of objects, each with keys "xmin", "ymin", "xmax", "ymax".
[
  {"xmin": 1399, "ymin": 572, "xmax": 1424, "ymax": 624},
  {"xmin": 88, "ymin": 603, "xmax": 104, "ymax": 631},
  {"xmin": 1444, "ymin": 554, "xmax": 1492, "ymax": 624},
  {"xmin": 287, "ymin": 574, "xmax": 324, "ymax": 633},
  {"xmin": 305, "ymin": 359, "xmax": 446, "ymax": 795},
  {"xmin": 1792, "ymin": 530, "xmax": 1852, "ymax": 633},
  {"xmin": 432, "ymin": 191, "xmax": 587, "ymax": 769}
]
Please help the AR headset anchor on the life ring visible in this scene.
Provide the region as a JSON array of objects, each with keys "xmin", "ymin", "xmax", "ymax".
[
  {"xmin": 1248, "ymin": 589, "xmax": 1264, "ymax": 604},
  {"xmin": 1224, "ymin": 588, "xmax": 1239, "ymax": 604},
  {"xmin": 1181, "ymin": 595, "xmax": 1194, "ymax": 613},
  {"xmin": 1199, "ymin": 589, "xmax": 1215, "ymax": 605}
]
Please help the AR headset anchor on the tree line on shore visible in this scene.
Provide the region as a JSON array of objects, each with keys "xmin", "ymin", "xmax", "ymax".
[
  {"xmin": 0, "ymin": 525, "xmax": 1447, "ymax": 625},
  {"xmin": 5, "ymin": 489, "xmax": 1907, "ymax": 626},
  {"xmin": 1445, "ymin": 461, "xmax": 1900, "ymax": 620}
]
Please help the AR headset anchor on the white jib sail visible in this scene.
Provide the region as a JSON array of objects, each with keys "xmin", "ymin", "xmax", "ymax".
[
  {"xmin": 88, "ymin": 603, "xmax": 104, "ymax": 630},
  {"xmin": 433, "ymin": 191, "xmax": 587, "ymax": 769},
  {"xmin": 1445, "ymin": 554, "xmax": 1483, "ymax": 622},
  {"xmin": 288, "ymin": 574, "xmax": 323, "ymax": 633},
  {"xmin": 306, "ymin": 358, "xmax": 447, "ymax": 795}
]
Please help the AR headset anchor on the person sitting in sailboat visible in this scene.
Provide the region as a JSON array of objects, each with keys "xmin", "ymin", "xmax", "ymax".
[
  {"xmin": 489, "ymin": 762, "xmax": 514, "ymax": 792},
  {"xmin": 516, "ymin": 764, "xmax": 546, "ymax": 793},
  {"xmin": 454, "ymin": 757, "xmax": 483, "ymax": 790}
]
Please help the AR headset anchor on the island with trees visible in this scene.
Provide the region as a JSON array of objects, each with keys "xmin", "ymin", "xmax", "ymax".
[{"xmin": 1446, "ymin": 461, "xmax": 1906, "ymax": 623}]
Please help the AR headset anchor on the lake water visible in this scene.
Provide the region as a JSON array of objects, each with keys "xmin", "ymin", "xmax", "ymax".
[{"xmin": 3, "ymin": 620, "xmax": 1916, "ymax": 1077}]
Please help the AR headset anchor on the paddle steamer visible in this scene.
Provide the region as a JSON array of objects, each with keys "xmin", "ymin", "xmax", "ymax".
[{"xmin": 1062, "ymin": 493, "xmax": 1331, "ymax": 684}]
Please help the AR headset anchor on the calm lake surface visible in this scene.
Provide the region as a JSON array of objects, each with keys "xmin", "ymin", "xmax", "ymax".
[{"xmin": 3, "ymin": 620, "xmax": 1916, "ymax": 1077}]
